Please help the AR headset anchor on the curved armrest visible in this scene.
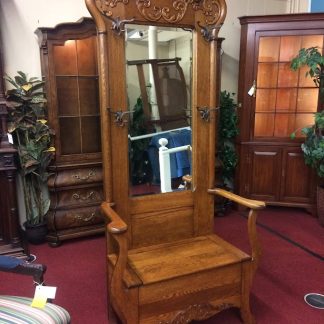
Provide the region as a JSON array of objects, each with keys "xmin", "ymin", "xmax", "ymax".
[
  {"xmin": 101, "ymin": 202, "xmax": 128, "ymax": 234},
  {"xmin": 208, "ymin": 188, "xmax": 266, "ymax": 277},
  {"xmin": 208, "ymin": 188, "xmax": 265, "ymax": 210},
  {"xmin": 101, "ymin": 202, "xmax": 128, "ymax": 295}
]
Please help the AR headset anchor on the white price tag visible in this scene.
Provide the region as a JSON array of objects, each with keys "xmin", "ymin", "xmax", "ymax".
[
  {"xmin": 36, "ymin": 286, "xmax": 57, "ymax": 299},
  {"xmin": 7, "ymin": 133, "xmax": 13, "ymax": 144},
  {"xmin": 248, "ymin": 85, "xmax": 255, "ymax": 97}
]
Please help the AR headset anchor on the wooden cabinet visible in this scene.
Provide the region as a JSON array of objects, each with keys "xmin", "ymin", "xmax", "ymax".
[
  {"xmin": 240, "ymin": 144, "xmax": 314, "ymax": 207},
  {"xmin": 0, "ymin": 29, "xmax": 26, "ymax": 257},
  {"xmin": 237, "ymin": 13, "xmax": 323, "ymax": 210},
  {"xmin": 36, "ymin": 18, "xmax": 104, "ymax": 246}
]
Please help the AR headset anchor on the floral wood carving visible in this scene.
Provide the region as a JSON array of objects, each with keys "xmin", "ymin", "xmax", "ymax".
[
  {"xmin": 160, "ymin": 303, "xmax": 234, "ymax": 323},
  {"xmin": 95, "ymin": 0, "xmax": 129, "ymax": 17},
  {"xmin": 95, "ymin": 0, "xmax": 226, "ymax": 32},
  {"xmin": 136, "ymin": 0, "xmax": 193, "ymax": 23},
  {"xmin": 136, "ymin": 0, "xmax": 225, "ymax": 25}
]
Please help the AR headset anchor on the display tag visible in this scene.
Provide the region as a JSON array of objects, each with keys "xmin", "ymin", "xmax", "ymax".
[
  {"xmin": 31, "ymin": 286, "xmax": 57, "ymax": 308},
  {"xmin": 7, "ymin": 133, "xmax": 13, "ymax": 144},
  {"xmin": 248, "ymin": 85, "xmax": 255, "ymax": 96}
]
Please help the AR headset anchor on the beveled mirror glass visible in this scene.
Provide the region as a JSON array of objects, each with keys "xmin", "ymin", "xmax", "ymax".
[{"xmin": 126, "ymin": 25, "xmax": 193, "ymax": 196}]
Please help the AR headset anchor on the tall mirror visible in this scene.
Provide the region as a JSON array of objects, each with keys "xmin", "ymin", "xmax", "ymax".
[{"xmin": 126, "ymin": 25, "xmax": 193, "ymax": 196}]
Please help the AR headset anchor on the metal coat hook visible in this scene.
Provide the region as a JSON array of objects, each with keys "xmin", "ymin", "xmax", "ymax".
[
  {"xmin": 197, "ymin": 106, "xmax": 219, "ymax": 122},
  {"xmin": 106, "ymin": 16, "xmax": 135, "ymax": 36},
  {"xmin": 107, "ymin": 108, "xmax": 133, "ymax": 127}
]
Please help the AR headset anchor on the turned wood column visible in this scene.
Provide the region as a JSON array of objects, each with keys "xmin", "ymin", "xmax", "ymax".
[{"xmin": 0, "ymin": 22, "xmax": 25, "ymax": 255}]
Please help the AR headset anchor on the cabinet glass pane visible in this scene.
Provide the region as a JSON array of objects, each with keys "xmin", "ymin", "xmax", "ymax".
[
  {"xmin": 258, "ymin": 37, "xmax": 280, "ymax": 62},
  {"xmin": 254, "ymin": 113, "xmax": 274, "ymax": 137},
  {"xmin": 56, "ymin": 77, "xmax": 79, "ymax": 116},
  {"xmin": 278, "ymin": 63, "xmax": 298, "ymax": 87},
  {"xmin": 276, "ymin": 89, "xmax": 297, "ymax": 112},
  {"xmin": 79, "ymin": 77, "xmax": 99, "ymax": 115},
  {"xmin": 256, "ymin": 89, "xmax": 276, "ymax": 112},
  {"xmin": 257, "ymin": 63, "xmax": 278, "ymax": 88},
  {"xmin": 254, "ymin": 34, "xmax": 322, "ymax": 140},
  {"xmin": 298, "ymin": 65, "xmax": 317, "ymax": 87},
  {"xmin": 294, "ymin": 113, "xmax": 315, "ymax": 138},
  {"xmin": 59, "ymin": 117, "xmax": 81, "ymax": 154},
  {"xmin": 53, "ymin": 40, "xmax": 77, "ymax": 75},
  {"xmin": 279, "ymin": 36, "xmax": 302, "ymax": 61},
  {"xmin": 301, "ymin": 35, "xmax": 323, "ymax": 50},
  {"xmin": 274, "ymin": 113, "xmax": 294, "ymax": 137},
  {"xmin": 81, "ymin": 116, "xmax": 101, "ymax": 153},
  {"xmin": 77, "ymin": 37, "xmax": 97, "ymax": 76},
  {"xmin": 297, "ymin": 88, "xmax": 319, "ymax": 112}
]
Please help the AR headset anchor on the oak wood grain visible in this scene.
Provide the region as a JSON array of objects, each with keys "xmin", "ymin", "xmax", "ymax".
[{"xmin": 85, "ymin": 1, "xmax": 264, "ymax": 323}]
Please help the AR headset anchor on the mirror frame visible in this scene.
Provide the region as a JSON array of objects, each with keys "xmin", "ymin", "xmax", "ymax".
[{"xmin": 86, "ymin": 0, "xmax": 226, "ymax": 243}]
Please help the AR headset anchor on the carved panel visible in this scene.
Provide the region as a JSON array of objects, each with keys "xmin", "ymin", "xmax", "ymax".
[
  {"xmin": 54, "ymin": 186, "xmax": 103, "ymax": 208},
  {"xmin": 47, "ymin": 206, "xmax": 103, "ymax": 231},
  {"xmin": 95, "ymin": 0, "xmax": 226, "ymax": 27},
  {"xmin": 48, "ymin": 167, "xmax": 103, "ymax": 188},
  {"xmin": 0, "ymin": 153, "xmax": 15, "ymax": 170},
  {"xmin": 160, "ymin": 303, "xmax": 234, "ymax": 323}
]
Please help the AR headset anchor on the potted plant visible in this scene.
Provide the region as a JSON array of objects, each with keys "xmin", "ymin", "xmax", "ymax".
[
  {"xmin": 291, "ymin": 47, "xmax": 324, "ymax": 225},
  {"xmin": 215, "ymin": 90, "xmax": 239, "ymax": 215},
  {"xmin": 5, "ymin": 71, "xmax": 55, "ymax": 243}
]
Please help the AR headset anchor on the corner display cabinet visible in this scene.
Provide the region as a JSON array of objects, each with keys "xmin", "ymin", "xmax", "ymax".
[
  {"xmin": 86, "ymin": 0, "xmax": 265, "ymax": 323},
  {"xmin": 237, "ymin": 13, "xmax": 323, "ymax": 211},
  {"xmin": 36, "ymin": 18, "xmax": 105, "ymax": 246}
]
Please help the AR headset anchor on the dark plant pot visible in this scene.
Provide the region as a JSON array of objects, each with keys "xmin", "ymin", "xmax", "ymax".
[
  {"xmin": 316, "ymin": 186, "xmax": 324, "ymax": 227},
  {"xmin": 24, "ymin": 221, "xmax": 48, "ymax": 244}
]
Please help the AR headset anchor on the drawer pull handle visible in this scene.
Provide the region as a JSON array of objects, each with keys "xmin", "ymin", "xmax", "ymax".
[
  {"xmin": 72, "ymin": 170, "xmax": 95, "ymax": 182},
  {"xmin": 74, "ymin": 212, "xmax": 96, "ymax": 222},
  {"xmin": 72, "ymin": 191, "xmax": 95, "ymax": 201}
]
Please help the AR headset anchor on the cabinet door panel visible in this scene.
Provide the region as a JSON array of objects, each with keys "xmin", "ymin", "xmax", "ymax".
[
  {"xmin": 248, "ymin": 147, "xmax": 281, "ymax": 201},
  {"xmin": 281, "ymin": 148, "xmax": 314, "ymax": 202}
]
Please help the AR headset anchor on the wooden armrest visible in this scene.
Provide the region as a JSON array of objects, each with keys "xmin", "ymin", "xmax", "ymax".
[
  {"xmin": 101, "ymin": 202, "xmax": 128, "ymax": 295},
  {"xmin": 101, "ymin": 202, "xmax": 128, "ymax": 234},
  {"xmin": 209, "ymin": 188, "xmax": 265, "ymax": 277},
  {"xmin": 208, "ymin": 188, "xmax": 265, "ymax": 210}
]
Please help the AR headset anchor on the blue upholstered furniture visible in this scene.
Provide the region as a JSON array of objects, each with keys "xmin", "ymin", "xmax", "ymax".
[
  {"xmin": 148, "ymin": 128, "xmax": 191, "ymax": 183},
  {"xmin": 0, "ymin": 256, "xmax": 70, "ymax": 324}
]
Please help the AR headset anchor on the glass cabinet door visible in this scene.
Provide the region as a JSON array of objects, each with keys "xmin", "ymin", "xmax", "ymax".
[
  {"xmin": 254, "ymin": 35, "xmax": 323, "ymax": 138},
  {"xmin": 53, "ymin": 36, "xmax": 101, "ymax": 156}
]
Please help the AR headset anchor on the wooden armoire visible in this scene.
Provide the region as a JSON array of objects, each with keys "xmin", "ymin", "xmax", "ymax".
[
  {"xmin": 35, "ymin": 18, "xmax": 104, "ymax": 246},
  {"xmin": 237, "ymin": 13, "xmax": 323, "ymax": 211}
]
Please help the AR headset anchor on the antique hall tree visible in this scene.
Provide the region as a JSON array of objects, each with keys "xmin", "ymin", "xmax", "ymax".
[{"xmin": 86, "ymin": 0, "xmax": 265, "ymax": 323}]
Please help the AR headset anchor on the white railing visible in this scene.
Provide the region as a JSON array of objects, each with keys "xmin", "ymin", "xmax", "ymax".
[
  {"xmin": 158, "ymin": 138, "xmax": 191, "ymax": 193},
  {"xmin": 128, "ymin": 126, "xmax": 191, "ymax": 141}
]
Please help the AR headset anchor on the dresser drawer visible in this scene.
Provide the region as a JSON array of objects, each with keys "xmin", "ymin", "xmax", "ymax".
[
  {"xmin": 48, "ymin": 167, "xmax": 103, "ymax": 188},
  {"xmin": 48, "ymin": 206, "xmax": 104, "ymax": 231},
  {"xmin": 52, "ymin": 186, "xmax": 103, "ymax": 208}
]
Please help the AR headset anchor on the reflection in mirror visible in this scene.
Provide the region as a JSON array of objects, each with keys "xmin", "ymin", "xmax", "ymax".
[{"xmin": 126, "ymin": 25, "xmax": 193, "ymax": 196}]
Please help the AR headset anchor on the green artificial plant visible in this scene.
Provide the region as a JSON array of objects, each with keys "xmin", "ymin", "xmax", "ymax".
[
  {"xmin": 217, "ymin": 91, "xmax": 239, "ymax": 190},
  {"xmin": 291, "ymin": 47, "xmax": 324, "ymax": 179},
  {"xmin": 5, "ymin": 71, "xmax": 55, "ymax": 225},
  {"xmin": 128, "ymin": 97, "xmax": 152, "ymax": 185}
]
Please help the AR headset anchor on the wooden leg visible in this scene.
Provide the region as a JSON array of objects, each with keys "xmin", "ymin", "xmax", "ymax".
[
  {"xmin": 240, "ymin": 298, "xmax": 255, "ymax": 324},
  {"xmin": 108, "ymin": 303, "xmax": 122, "ymax": 324},
  {"xmin": 240, "ymin": 263, "xmax": 255, "ymax": 324}
]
